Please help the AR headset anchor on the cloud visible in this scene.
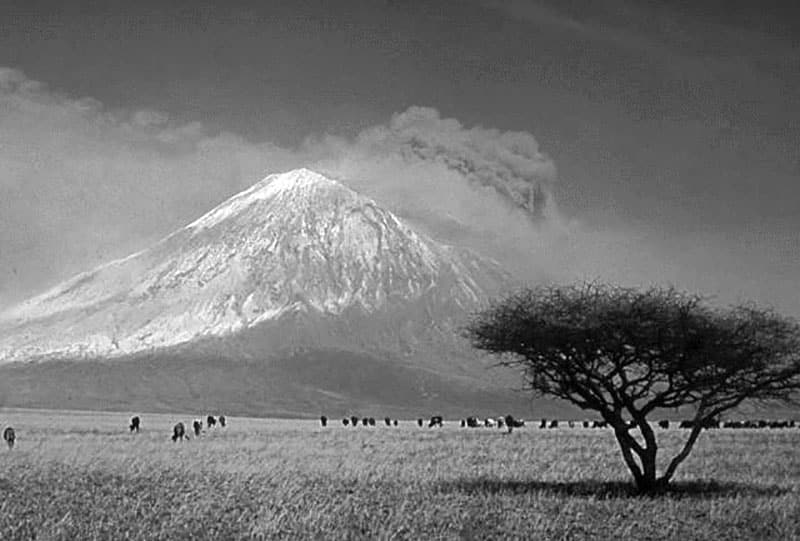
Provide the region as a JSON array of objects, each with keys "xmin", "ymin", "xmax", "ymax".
[{"xmin": 0, "ymin": 67, "xmax": 690, "ymax": 310}]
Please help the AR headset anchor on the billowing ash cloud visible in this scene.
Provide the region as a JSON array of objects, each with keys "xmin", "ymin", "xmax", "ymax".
[{"xmin": 353, "ymin": 106, "xmax": 556, "ymax": 219}]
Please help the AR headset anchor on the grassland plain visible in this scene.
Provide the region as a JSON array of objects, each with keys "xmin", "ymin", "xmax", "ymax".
[{"xmin": 0, "ymin": 409, "xmax": 798, "ymax": 540}]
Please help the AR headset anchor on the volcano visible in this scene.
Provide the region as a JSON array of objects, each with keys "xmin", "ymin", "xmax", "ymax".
[{"xmin": 0, "ymin": 169, "xmax": 553, "ymax": 417}]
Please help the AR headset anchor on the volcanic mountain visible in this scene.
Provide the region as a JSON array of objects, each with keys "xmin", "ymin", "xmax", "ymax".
[{"xmin": 0, "ymin": 169, "xmax": 550, "ymax": 417}]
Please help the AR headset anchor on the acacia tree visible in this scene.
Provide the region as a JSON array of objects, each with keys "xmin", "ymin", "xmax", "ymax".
[{"xmin": 465, "ymin": 283, "xmax": 800, "ymax": 493}]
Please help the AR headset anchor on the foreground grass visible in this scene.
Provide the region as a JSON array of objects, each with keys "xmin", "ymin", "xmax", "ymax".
[{"xmin": 0, "ymin": 410, "xmax": 798, "ymax": 540}]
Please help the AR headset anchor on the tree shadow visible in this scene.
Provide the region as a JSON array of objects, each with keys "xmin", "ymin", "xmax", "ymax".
[{"xmin": 436, "ymin": 478, "xmax": 791, "ymax": 500}]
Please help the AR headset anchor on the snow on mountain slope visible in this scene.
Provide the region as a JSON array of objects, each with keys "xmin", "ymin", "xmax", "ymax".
[{"xmin": 0, "ymin": 168, "xmax": 511, "ymax": 363}]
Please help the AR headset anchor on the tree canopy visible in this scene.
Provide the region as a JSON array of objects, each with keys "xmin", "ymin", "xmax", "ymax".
[{"xmin": 465, "ymin": 283, "xmax": 800, "ymax": 492}]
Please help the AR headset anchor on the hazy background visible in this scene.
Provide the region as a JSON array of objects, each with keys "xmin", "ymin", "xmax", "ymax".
[{"xmin": 1, "ymin": 0, "xmax": 798, "ymax": 316}]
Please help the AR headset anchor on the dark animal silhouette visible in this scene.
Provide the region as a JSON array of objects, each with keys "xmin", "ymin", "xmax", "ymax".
[
  {"xmin": 385, "ymin": 417, "xmax": 392, "ymax": 426},
  {"xmin": 368, "ymin": 417, "xmax": 376, "ymax": 427},
  {"xmin": 505, "ymin": 415, "xmax": 525, "ymax": 433},
  {"xmin": 207, "ymin": 415, "xmax": 217, "ymax": 427},
  {"xmin": 361, "ymin": 417, "xmax": 369, "ymax": 427},
  {"xmin": 592, "ymin": 420, "xmax": 608, "ymax": 428},
  {"xmin": 417, "ymin": 418, "xmax": 424, "ymax": 427},
  {"xmin": 129, "ymin": 416, "xmax": 141, "ymax": 433},
  {"xmin": 343, "ymin": 418, "xmax": 350, "ymax": 426},
  {"xmin": 192, "ymin": 419, "xmax": 202, "ymax": 437},
  {"xmin": 172, "ymin": 422, "xmax": 187, "ymax": 442},
  {"xmin": 393, "ymin": 419, "xmax": 398, "ymax": 426},
  {"xmin": 466, "ymin": 416, "xmax": 480, "ymax": 428},
  {"xmin": 460, "ymin": 419, "xmax": 466, "ymax": 427},
  {"xmin": 548, "ymin": 420, "xmax": 558, "ymax": 429},
  {"xmin": 428, "ymin": 416, "xmax": 443, "ymax": 428},
  {"xmin": 540, "ymin": 419, "xmax": 547, "ymax": 429},
  {"xmin": 3, "ymin": 427, "xmax": 15, "ymax": 449},
  {"xmin": 582, "ymin": 421, "xmax": 590, "ymax": 428},
  {"xmin": 320, "ymin": 415, "xmax": 328, "ymax": 427},
  {"xmin": 218, "ymin": 415, "xmax": 226, "ymax": 427},
  {"xmin": 351, "ymin": 416, "xmax": 359, "ymax": 427},
  {"xmin": 658, "ymin": 420, "xmax": 670, "ymax": 429}
]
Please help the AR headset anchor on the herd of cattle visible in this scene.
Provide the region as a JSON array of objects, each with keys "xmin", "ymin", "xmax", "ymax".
[{"xmin": 1, "ymin": 414, "xmax": 798, "ymax": 449}]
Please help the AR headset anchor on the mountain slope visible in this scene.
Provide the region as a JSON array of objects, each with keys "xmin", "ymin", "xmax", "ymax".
[{"xmin": 0, "ymin": 168, "xmax": 509, "ymax": 367}]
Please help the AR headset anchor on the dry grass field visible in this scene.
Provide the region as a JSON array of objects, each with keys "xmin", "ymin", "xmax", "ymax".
[{"xmin": 0, "ymin": 409, "xmax": 798, "ymax": 540}]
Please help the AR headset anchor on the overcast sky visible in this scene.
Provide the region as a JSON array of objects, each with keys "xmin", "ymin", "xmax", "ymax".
[{"xmin": 1, "ymin": 0, "xmax": 798, "ymax": 316}]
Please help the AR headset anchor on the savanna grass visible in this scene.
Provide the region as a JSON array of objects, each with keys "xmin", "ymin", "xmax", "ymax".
[{"xmin": 0, "ymin": 410, "xmax": 798, "ymax": 540}]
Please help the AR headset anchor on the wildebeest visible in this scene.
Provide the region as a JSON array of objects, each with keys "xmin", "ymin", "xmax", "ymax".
[
  {"xmin": 207, "ymin": 415, "xmax": 217, "ymax": 427},
  {"xmin": 368, "ymin": 417, "xmax": 376, "ymax": 427},
  {"xmin": 680, "ymin": 418, "xmax": 720, "ymax": 429},
  {"xmin": 466, "ymin": 416, "xmax": 480, "ymax": 428},
  {"xmin": 385, "ymin": 417, "xmax": 392, "ymax": 426},
  {"xmin": 460, "ymin": 419, "xmax": 466, "ymax": 427},
  {"xmin": 393, "ymin": 419, "xmax": 398, "ymax": 426},
  {"xmin": 658, "ymin": 420, "xmax": 670, "ymax": 429},
  {"xmin": 171, "ymin": 422, "xmax": 187, "ymax": 442},
  {"xmin": 320, "ymin": 415, "xmax": 328, "ymax": 427},
  {"xmin": 548, "ymin": 420, "xmax": 559, "ymax": 429},
  {"xmin": 350, "ymin": 416, "xmax": 359, "ymax": 427},
  {"xmin": 3, "ymin": 427, "xmax": 15, "ymax": 449},
  {"xmin": 484, "ymin": 418, "xmax": 496, "ymax": 428},
  {"xmin": 504, "ymin": 415, "xmax": 525, "ymax": 433},
  {"xmin": 417, "ymin": 418, "xmax": 424, "ymax": 427},
  {"xmin": 361, "ymin": 417, "xmax": 369, "ymax": 427},
  {"xmin": 192, "ymin": 419, "xmax": 202, "ymax": 437},
  {"xmin": 582, "ymin": 420, "xmax": 590, "ymax": 428},
  {"xmin": 428, "ymin": 416, "xmax": 443, "ymax": 428},
  {"xmin": 218, "ymin": 415, "xmax": 226, "ymax": 427},
  {"xmin": 592, "ymin": 420, "xmax": 608, "ymax": 428},
  {"xmin": 540, "ymin": 419, "xmax": 547, "ymax": 429},
  {"xmin": 129, "ymin": 416, "xmax": 141, "ymax": 433},
  {"xmin": 342, "ymin": 418, "xmax": 350, "ymax": 426}
]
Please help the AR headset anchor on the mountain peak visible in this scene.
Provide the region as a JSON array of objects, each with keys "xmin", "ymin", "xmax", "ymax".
[{"xmin": 186, "ymin": 168, "xmax": 347, "ymax": 232}]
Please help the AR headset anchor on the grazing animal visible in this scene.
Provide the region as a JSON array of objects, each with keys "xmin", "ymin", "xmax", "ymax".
[
  {"xmin": 484, "ymin": 418, "xmax": 496, "ymax": 428},
  {"xmin": 393, "ymin": 419, "xmax": 398, "ymax": 426},
  {"xmin": 192, "ymin": 419, "xmax": 202, "ymax": 437},
  {"xmin": 320, "ymin": 415, "xmax": 328, "ymax": 427},
  {"xmin": 658, "ymin": 420, "xmax": 670, "ymax": 429},
  {"xmin": 592, "ymin": 420, "xmax": 608, "ymax": 428},
  {"xmin": 129, "ymin": 416, "xmax": 141, "ymax": 433},
  {"xmin": 428, "ymin": 416, "xmax": 443, "ymax": 428},
  {"xmin": 582, "ymin": 421, "xmax": 590, "ymax": 428},
  {"xmin": 385, "ymin": 417, "xmax": 392, "ymax": 426},
  {"xmin": 368, "ymin": 417, "xmax": 376, "ymax": 427},
  {"xmin": 3, "ymin": 427, "xmax": 15, "ymax": 449},
  {"xmin": 207, "ymin": 415, "xmax": 217, "ymax": 427},
  {"xmin": 548, "ymin": 420, "xmax": 558, "ymax": 429},
  {"xmin": 417, "ymin": 418, "xmax": 424, "ymax": 427},
  {"xmin": 361, "ymin": 417, "xmax": 369, "ymax": 427},
  {"xmin": 540, "ymin": 419, "xmax": 547, "ymax": 429},
  {"xmin": 466, "ymin": 416, "xmax": 480, "ymax": 428},
  {"xmin": 505, "ymin": 415, "xmax": 516, "ymax": 433},
  {"xmin": 171, "ymin": 422, "xmax": 187, "ymax": 442},
  {"xmin": 218, "ymin": 415, "xmax": 226, "ymax": 427},
  {"xmin": 342, "ymin": 418, "xmax": 350, "ymax": 426},
  {"xmin": 351, "ymin": 416, "xmax": 359, "ymax": 427},
  {"xmin": 504, "ymin": 415, "xmax": 525, "ymax": 433}
]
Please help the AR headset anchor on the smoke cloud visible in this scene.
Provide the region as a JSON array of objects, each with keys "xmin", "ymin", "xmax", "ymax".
[{"xmin": 0, "ymin": 67, "xmax": 684, "ymax": 309}]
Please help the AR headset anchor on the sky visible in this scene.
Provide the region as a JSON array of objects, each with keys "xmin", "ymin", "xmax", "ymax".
[{"xmin": 1, "ymin": 0, "xmax": 798, "ymax": 316}]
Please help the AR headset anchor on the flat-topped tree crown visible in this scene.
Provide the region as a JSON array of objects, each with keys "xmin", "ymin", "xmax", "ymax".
[{"xmin": 465, "ymin": 283, "xmax": 800, "ymax": 493}]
